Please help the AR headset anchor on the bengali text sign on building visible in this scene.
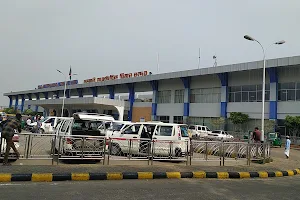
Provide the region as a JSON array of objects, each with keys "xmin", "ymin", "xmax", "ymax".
[
  {"xmin": 38, "ymin": 80, "xmax": 78, "ymax": 89},
  {"xmin": 83, "ymin": 71, "xmax": 149, "ymax": 84}
]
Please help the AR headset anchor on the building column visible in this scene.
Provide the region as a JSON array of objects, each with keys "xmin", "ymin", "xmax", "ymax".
[
  {"xmin": 218, "ymin": 73, "xmax": 228, "ymax": 118},
  {"xmin": 150, "ymin": 80, "xmax": 158, "ymax": 121},
  {"xmin": 14, "ymin": 95, "xmax": 19, "ymax": 111},
  {"xmin": 108, "ymin": 86, "xmax": 115, "ymax": 99},
  {"xmin": 44, "ymin": 92, "xmax": 49, "ymax": 100},
  {"xmin": 8, "ymin": 96, "xmax": 13, "ymax": 108},
  {"xmin": 35, "ymin": 93, "xmax": 40, "ymax": 112},
  {"xmin": 27, "ymin": 94, "xmax": 32, "ymax": 109},
  {"xmin": 267, "ymin": 67, "xmax": 278, "ymax": 120},
  {"xmin": 91, "ymin": 87, "xmax": 98, "ymax": 97},
  {"xmin": 20, "ymin": 94, "xmax": 25, "ymax": 113},
  {"xmin": 127, "ymin": 83, "xmax": 135, "ymax": 121},
  {"xmin": 77, "ymin": 88, "xmax": 83, "ymax": 98},
  {"xmin": 181, "ymin": 77, "xmax": 191, "ymax": 124}
]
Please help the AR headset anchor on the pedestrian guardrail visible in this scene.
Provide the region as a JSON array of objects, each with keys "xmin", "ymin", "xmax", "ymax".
[{"xmin": 0, "ymin": 134, "xmax": 270, "ymax": 166}]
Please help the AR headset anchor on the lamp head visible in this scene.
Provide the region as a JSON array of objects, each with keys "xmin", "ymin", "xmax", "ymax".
[
  {"xmin": 244, "ymin": 35, "xmax": 256, "ymax": 41},
  {"xmin": 275, "ymin": 40, "xmax": 285, "ymax": 45}
]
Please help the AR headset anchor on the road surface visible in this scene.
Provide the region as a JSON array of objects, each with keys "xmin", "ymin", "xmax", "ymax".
[{"xmin": 0, "ymin": 176, "xmax": 299, "ymax": 200}]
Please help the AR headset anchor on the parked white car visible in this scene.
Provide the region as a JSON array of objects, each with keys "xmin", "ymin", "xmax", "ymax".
[
  {"xmin": 207, "ymin": 130, "xmax": 234, "ymax": 141},
  {"xmin": 110, "ymin": 122, "xmax": 190, "ymax": 157},
  {"xmin": 106, "ymin": 121, "xmax": 133, "ymax": 139},
  {"xmin": 29, "ymin": 116, "xmax": 69, "ymax": 134},
  {"xmin": 188, "ymin": 125, "xmax": 212, "ymax": 139},
  {"xmin": 54, "ymin": 113, "xmax": 114, "ymax": 157}
]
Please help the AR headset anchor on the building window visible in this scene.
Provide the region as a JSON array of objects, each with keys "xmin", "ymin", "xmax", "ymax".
[
  {"xmin": 173, "ymin": 116, "xmax": 183, "ymax": 124},
  {"xmin": 190, "ymin": 87, "xmax": 221, "ymax": 103},
  {"xmin": 157, "ymin": 90, "xmax": 171, "ymax": 104},
  {"xmin": 174, "ymin": 90, "xmax": 184, "ymax": 103},
  {"xmin": 278, "ymin": 82, "xmax": 300, "ymax": 101},
  {"xmin": 157, "ymin": 116, "xmax": 170, "ymax": 123},
  {"xmin": 228, "ymin": 84, "xmax": 270, "ymax": 102}
]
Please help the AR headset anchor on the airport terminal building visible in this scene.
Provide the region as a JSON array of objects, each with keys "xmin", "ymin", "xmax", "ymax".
[{"xmin": 4, "ymin": 55, "xmax": 300, "ymax": 133}]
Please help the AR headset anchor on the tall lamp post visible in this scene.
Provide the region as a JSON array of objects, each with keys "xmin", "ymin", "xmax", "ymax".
[
  {"xmin": 244, "ymin": 35, "xmax": 285, "ymax": 142},
  {"xmin": 56, "ymin": 69, "xmax": 77, "ymax": 117}
]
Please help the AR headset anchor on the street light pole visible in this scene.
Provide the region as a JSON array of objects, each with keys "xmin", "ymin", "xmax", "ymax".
[
  {"xmin": 244, "ymin": 35, "xmax": 285, "ymax": 142},
  {"xmin": 57, "ymin": 69, "xmax": 67, "ymax": 117}
]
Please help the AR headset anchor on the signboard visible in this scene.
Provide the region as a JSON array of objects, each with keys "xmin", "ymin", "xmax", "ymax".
[
  {"xmin": 38, "ymin": 80, "xmax": 78, "ymax": 89},
  {"xmin": 84, "ymin": 71, "xmax": 149, "ymax": 84}
]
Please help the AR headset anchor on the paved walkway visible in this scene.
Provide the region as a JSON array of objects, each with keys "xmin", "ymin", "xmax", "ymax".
[{"xmin": 0, "ymin": 147, "xmax": 298, "ymax": 174}]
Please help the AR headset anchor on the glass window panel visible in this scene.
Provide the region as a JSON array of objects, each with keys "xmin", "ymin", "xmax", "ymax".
[
  {"xmin": 265, "ymin": 91, "xmax": 270, "ymax": 101},
  {"xmin": 297, "ymin": 83, "xmax": 300, "ymax": 89},
  {"xmin": 229, "ymin": 86, "xmax": 241, "ymax": 92},
  {"xmin": 249, "ymin": 92, "xmax": 256, "ymax": 102},
  {"xmin": 265, "ymin": 84, "xmax": 270, "ymax": 90},
  {"xmin": 235, "ymin": 92, "xmax": 241, "ymax": 102},
  {"xmin": 229, "ymin": 93, "xmax": 234, "ymax": 102},
  {"xmin": 257, "ymin": 84, "xmax": 262, "ymax": 90},
  {"xmin": 296, "ymin": 90, "xmax": 300, "ymax": 101},
  {"xmin": 242, "ymin": 92, "xmax": 249, "ymax": 102},
  {"xmin": 242, "ymin": 85, "xmax": 250, "ymax": 91},
  {"xmin": 257, "ymin": 91, "xmax": 262, "ymax": 102},
  {"xmin": 287, "ymin": 90, "xmax": 296, "ymax": 101}
]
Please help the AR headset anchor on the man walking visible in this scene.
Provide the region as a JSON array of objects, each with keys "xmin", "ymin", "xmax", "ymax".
[
  {"xmin": 2, "ymin": 113, "xmax": 21, "ymax": 166},
  {"xmin": 285, "ymin": 135, "xmax": 291, "ymax": 159}
]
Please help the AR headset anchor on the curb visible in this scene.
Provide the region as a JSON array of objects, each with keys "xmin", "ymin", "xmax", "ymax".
[{"xmin": 0, "ymin": 169, "xmax": 299, "ymax": 182}]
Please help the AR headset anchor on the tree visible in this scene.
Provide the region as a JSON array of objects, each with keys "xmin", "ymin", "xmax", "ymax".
[
  {"xmin": 211, "ymin": 117, "xmax": 225, "ymax": 130},
  {"xmin": 23, "ymin": 109, "xmax": 36, "ymax": 116},
  {"xmin": 285, "ymin": 115, "xmax": 300, "ymax": 137},
  {"xmin": 2, "ymin": 107, "xmax": 17, "ymax": 114},
  {"xmin": 229, "ymin": 112, "xmax": 249, "ymax": 132},
  {"xmin": 264, "ymin": 120, "xmax": 275, "ymax": 134}
]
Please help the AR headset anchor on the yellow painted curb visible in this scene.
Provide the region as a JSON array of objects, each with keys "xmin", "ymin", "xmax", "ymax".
[
  {"xmin": 193, "ymin": 171, "xmax": 206, "ymax": 178},
  {"xmin": 258, "ymin": 171, "xmax": 268, "ymax": 178},
  {"xmin": 275, "ymin": 171, "xmax": 283, "ymax": 177},
  {"xmin": 32, "ymin": 173, "xmax": 53, "ymax": 182},
  {"xmin": 239, "ymin": 172, "xmax": 250, "ymax": 178},
  {"xmin": 166, "ymin": 172, "xmax": 181, "ymax": 179},
  {"xmin": 107, "ymin": 173, "xmax": 123, "ymax": 180},
  {"xmin": 295, "ymin": 169, "xmax": 300, "ymax": 174},
  {"xmin": 287, "ymin": 170, "xmax": 294, "ymax": 176},
  {"xmin": 72, "ymin": 173, "xmax": 89, "ymax": 181},
  {"xmin": 217, "ymin": 172, "xmax": 229, "ymax": 179},
  {"xmin": 0, "ymin": 174, "xmax": 12, "ymax": 182},
  {"xmin": 138, "ymin": 172, "xmax": 153, "ymax": 179}
]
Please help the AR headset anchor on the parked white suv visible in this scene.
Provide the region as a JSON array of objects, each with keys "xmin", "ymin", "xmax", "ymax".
[
  {"xmin": 106, "ymin": 121, "xmax": 133, "ymax": 139},
  {"xmin": 207, "ymin": 130, "xmax": 234, "ymax": 141},
  {"xmin": 110, "ymin": 122, "xmax": 190, "ymax": 157},
  {"xmin": 188, "ymin": 125, "xmax": 212, "ymax": 139}
]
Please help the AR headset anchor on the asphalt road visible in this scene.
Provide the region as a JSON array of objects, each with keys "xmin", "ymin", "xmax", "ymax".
[{"xmin": 1, "ymin": 176, "xmax": 300, "ymax": 200}]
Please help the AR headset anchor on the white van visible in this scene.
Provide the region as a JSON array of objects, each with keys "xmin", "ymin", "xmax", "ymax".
[
  {"xmin": 106, "ymin": 121, "xmax": 133, "ymax": 139},
  {"xmin": 188, "ymin": 125, "xmax": 212, "ymax": 139},
  {"xmin": 54, "ymin": 113, "xmax": 114, "ymax": 157},
  {"xmin": 110, "ymin": 122, "xmax": 190, "ymax": 157}
]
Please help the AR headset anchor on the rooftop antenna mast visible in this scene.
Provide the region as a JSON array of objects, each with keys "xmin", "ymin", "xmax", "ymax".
[{"xmin": 213, "ymin": 55, "xmax": 217, "ymax": 67}]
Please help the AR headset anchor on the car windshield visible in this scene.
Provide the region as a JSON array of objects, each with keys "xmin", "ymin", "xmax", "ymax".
[
  {"xmin": 207, "ymin": 127, "xmax": 211, "ymax": 131},
  {"xmin": 109, "ymin": 122, "xmax": 125, "ymax": 131},
  {"xmin": 40, "ymin": 117, "xmax": 49, "ymax": 123},
  {"xmin": 180, "ymin": 126, "xmax": 189, "ymax": 137}
]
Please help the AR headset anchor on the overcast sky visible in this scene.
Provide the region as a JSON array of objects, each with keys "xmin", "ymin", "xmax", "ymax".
[{"xmin": 1, "ymin": 0, "xmax": 299, "ymax": 106}]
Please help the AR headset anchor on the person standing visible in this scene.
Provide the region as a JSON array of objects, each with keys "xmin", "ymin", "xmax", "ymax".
[
  {"xmin": 285, "ymin": 136, "xmax": 291, "ymax": 159},
  {"xmin": 2, "ymin": 113, "xmax": 21, "ymax": 166},
  {"xmin": 253, "ymin": 127, "xmax": 262, "ymax": 143}
]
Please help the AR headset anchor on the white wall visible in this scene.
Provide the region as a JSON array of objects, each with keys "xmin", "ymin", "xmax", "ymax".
[
  {"xmin": 189, "ymin": 103, "xmax": 220, "ymax": 117},
  {"xmin": 278, "ymin": 102, "xmax": 300, "ymax": 119},
  {"xmin": 227, "ymin": 102, "xmax": 270, "ymax": 119},
  {"xmin": 157, "ymin": 103, "xmax": 183, "ymax": 116}
]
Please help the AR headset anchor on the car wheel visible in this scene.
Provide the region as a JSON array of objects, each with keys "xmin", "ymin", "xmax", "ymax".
[{"xmin": 110, "ymin": 144, "xmax": 122, "ymax": 156}]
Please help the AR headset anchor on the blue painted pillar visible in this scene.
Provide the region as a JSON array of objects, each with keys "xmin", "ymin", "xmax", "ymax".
[
  {"xmin": 267, "ymin": 67, "xmax": 278, "ymax": 120},
  {"xmin": 181, "ymin": 77, "xmax": 191, "ymax": 123},
  {"xmin": 27, "ymin": 94, "xmax": 32, "ymax": 109},
  {"xmin": 218, "ymin": 73, "xmax": 228, "ymax": 118},
  {"xmin": 35, "ymin": 93, "xmax": 40, "ymax": 112},
  {"xmin": 43, "ymin": 92, "xmax": 49, "ymax": 99},
  {"xmin": 150, "ymin": 80, "xmax": 158, "ymax": 121},
  {"xmin": 14, "ymin": 95, "xmax": 19, "ymax": 111},
  {"xmin": 64, "ymin": 89, "xmax": 71, "ymax": 98},
  {"xmin": 55, "ymin": 91, "xmax": 60, "ymax": 99},
  {"xmin": 8, "ymin": 96, "xmax": 13, "ymax": 108},
  {"xmin": 108, "ymin": 86, "xmax": 115, "ymax": 99},
  {"xmin": 91, "ymin": 87, "xmax": 98, "ymax": 97},
  {"xmin": 77, "ymin": 88, "xmax": 83, "ymax": 98},
  {"xmin": 20, "ymin": 94, "xmax": 25, "ymax": 113},
  {"xmin": 127, "ymin": 83, "xmax": 135, "ymax": 121}
]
